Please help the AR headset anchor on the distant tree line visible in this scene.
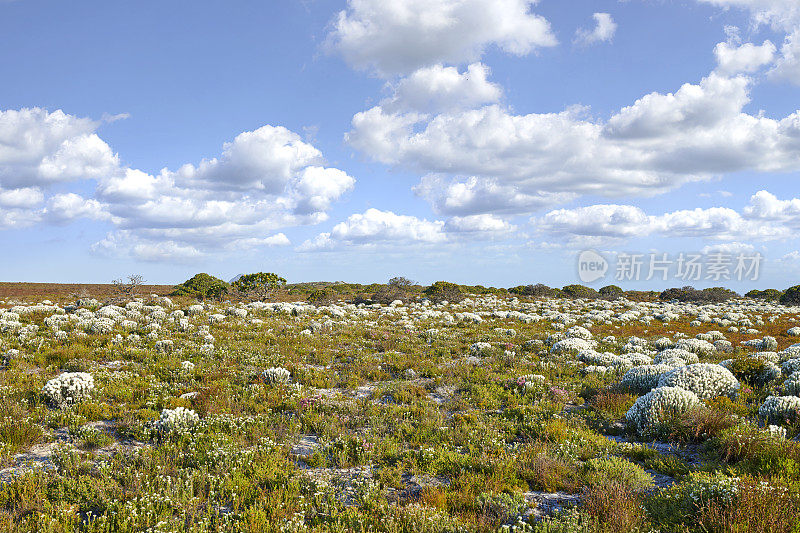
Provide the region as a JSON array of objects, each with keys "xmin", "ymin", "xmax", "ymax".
[{"xmin": 166, "ymin": 272, "xmax": 800, "ymax": 307}]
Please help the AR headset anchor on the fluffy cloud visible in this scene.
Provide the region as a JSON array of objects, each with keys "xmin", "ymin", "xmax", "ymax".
[
  {"xmin": 701, "ymin": 242, "xmax": 756, "ymax": 254},
  {"xmin": 444, "ymin": 214, "xmax": 515, "ymax": 234},
  {"xmin": 534, "ymin": 190, "xmax": 799, "ymax": 246},
  {"xmin": 538, "ymin": 205, "xmax": 651, "ymax": 239},
  {"xmin": 771, "ymin": 30, "xmax": 800, "ymax": 84},
  {"xmin": 0, "ymin": 187, "xmax": 43, "ymax": 208},
  {"xmin": 349, "ymin": 73, "xmax": 800, "ymax": 216},
  {"xmin": 743, "ymin": 189, "xmax": 800, "ymax": 221},
  {"xmin": 698, "ymin": 0, "xmax": 800, "ymax": 31},
  {"xmin": 0, "ymin": 108, "xmax": 119, "ymax": 189},
  {"xmin": 43, "ymin": 193, "xmax": 108, "ymax": 224},
  {"xmin": 574, "ymin": 13, "xmax": 617, "ymax": 46},
  {"xmin": 325, "ymin": 0, "xmax": 556, "ymax": 75},
  {"xmin": 298, "ymin": 208, "xmax": 446, "ymax": 251},
  {"xmin": 385, "ymin": 63, "xmax": 502, "ymax": 113},
  {"xmin": 714, "ymin": 40, "xmax": 776, "ymax": 74},
  {"xmin": 700, "ymin": 2, "xmax": 800, "ymax": 83},
  {"xmin": 0, "ymin": 108, "xmax": 356, "ymax": 260},
  {"xmin": 413, "ymin": 175, "xmax": 575, "ymax": 216}
]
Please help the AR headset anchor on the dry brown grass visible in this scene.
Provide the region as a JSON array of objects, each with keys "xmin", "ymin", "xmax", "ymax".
[
  {"xmin": 693, "ymin": 478, "xmax": 800, "ymax": 533},
  {"xmin": 582, "ymin": 482, "xmax": 647, "ymax": 533},
  {"xmin": 0, "ymin": 282, "xmax": 173, "ymax": 301}
]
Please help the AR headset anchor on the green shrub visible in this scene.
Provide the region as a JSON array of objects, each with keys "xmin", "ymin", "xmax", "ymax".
[
  {"xmin": 424, "ymin": 281, "xmax": 465, "ymax": 303},
  {"xmin": 307, "ymin": 288, "xmax": 335, "ymax": 305},
  {"xmin": 171, "ymin": 273, "xmax": 228, "ymax": 300},
  {"xmin": 728, "ymin": 358, "xmax": 767, "ymax": 386},
  {"xmin": 561, "ymin": 284, "xmax": 599, "ymax": 299},
  {"xmin": 660, "ymin": 286, "xmax": 738, "ymax": 302},
  {"xmin": 746, "ymin": 289, "xmax": 783, "ymax": 301},
  {"xmin": 780, "ymin": 285, "xmax": 800, "ymax": 305},
  {"xmin": 232, "ymin": 272, "xmax": 286, "ymax": 300},
  {"xmin": 582, "ymin": 457, "xmax": 653, "ymax": 492}
]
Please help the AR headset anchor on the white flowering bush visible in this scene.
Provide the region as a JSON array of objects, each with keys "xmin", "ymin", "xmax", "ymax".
[
  {"xmin": 759, "ymin": 395, "xmax": 800, "ymax": 424},
  {"xmin": 767, "ymin": 424, "xmax": 787, "ymax": 439},
  {"xmin": 654, "ymin": 337, "xmax": 674, "ymax": 350},
  {"xmin": 43, "ymin": 372, "xmax": 95, "ymax": 407},
  {"xmin": 675, "ymin": 338, "xmax": 715, "ymax": 356},
  {"xmin": 156, "ymin": 407, "xmax": 199, "ymax": 433},
  {"xmin": 782, "ymin": 358, "xmax": 800, "ymax": 376},
  {"xmin": 550, "ymin": 337, "xmax": 596, "ymax": 354},
  {"xmin": 578, "ymin": 350, "xmax": 627, "ymax": 367},
  {"xmin": 653, "ymin": 349, "xmax": 699, "ymax": 366},
  {"xmin": 783, "ymin": 372, "xmax": 800, "ymax": 396},
  {"xmin": 469, "ymin": 342, "xmax": 493, "ymax": 356},
  {"xmin": 620, "ymin": 364, "xmax": 674, "ymax": 393},
  {"xmin": 657, "ymin": 363, "xmax": 739, "ymax": 400},
  {"xmin": 626, "ymin": 386, "xmax": 701, "ymax": 436},
  {"xmin": 262, "ymin": 367, "xmax": 291, "ymax": 384},
  {"xmin": 681, "ymin": 471, "xmax": 740, "ymax": 507},
  {"xmin": 565, "ymin": 326, "xmax": 592, "ymax": 340}
]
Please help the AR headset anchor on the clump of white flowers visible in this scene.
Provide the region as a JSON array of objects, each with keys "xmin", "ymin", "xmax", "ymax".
[
  {"xmin": 657, "ymin": 363, "xmax": 739, "ymax": 400},
  {"xmin": 156, "ymin": 407, "xmax": 199, "ymax": 433},
  {"xmin": 565, "ymin": 326, "xmax": 592, "ymax": 340},
  {"xmin": 620, "ymin": 364, "xmax": 674, "ymax": 393},
  {"xmin": 42, "ymin": 372, "xmax": 95, "ymax": 407},
  {"xmin": 675, "ymin": 338, "xmax": 715, "ymax": 356},
  {"xmin": 682, "ymin": 472, "xmax": 740, "ymax": 507},
  {"xmin": 653, "ymin": 349, "xmax": 699, "ymax": 366},
  {"xmin": 181, "ymin": 360, "xmax": 195, "ymax": 372},
  {"xmin": 782, "ymin": 358, "xmax": 800, "ymax": 376},
  {"xmin": 759, "ymin": 395, "xmax": 800, "ymax": 424},
  {"xmin": 783, "ymin": 372, "xmax": 800, "ymax": 396},
  {"xmin": 626, "ymin": 386, "xmax": 701, "ymax": 436},
  {"xmin": 262, "ymin": 367, "xmax": 291, "ymax": 384},
  {"xmin": 469, "ymin": 342, "xmax": 493, "ymax": 356},
  {"xmin": 550, "ymin": 337, "xmax": 596, "ymax": 354},
  {"xmin": 767, "ymin": 424, "xmax": 787, "ymax": 439}
]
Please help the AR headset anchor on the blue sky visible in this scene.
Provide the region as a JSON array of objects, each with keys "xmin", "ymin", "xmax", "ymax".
[{"xmin": 1, "ymin": 0, "xmax": 799, "ymax": 290}]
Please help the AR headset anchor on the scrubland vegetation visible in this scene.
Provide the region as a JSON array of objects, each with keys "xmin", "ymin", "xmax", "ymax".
[{"xmin": 0, "ymin": 275, "xmax": 799, "ymax": 531}]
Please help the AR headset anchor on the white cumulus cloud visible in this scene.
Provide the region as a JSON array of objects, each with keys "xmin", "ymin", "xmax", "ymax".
[
  {"xmin": 574, "ymin": 13, "xmax": 617, "ymax": 46},
  {"xmin": 325, "ymin": 0, "xmax": 556, "ymax": 76}
]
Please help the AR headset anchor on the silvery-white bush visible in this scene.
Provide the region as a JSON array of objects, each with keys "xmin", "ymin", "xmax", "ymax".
[
  {"xmin": 565, "ymin": 326, "xmax": 592, "ymax": 340},
  {"xmin": 262, "ymin": 367, "xmax": 291, "ymax": 384},
  {"xmin": 578, "ymin": 350, "xmax": 627, "ymax": 367},
  {"xmin": 783, "ymin": 372, "xmax": 800, "ymax": 396},
  {"xmin": 675, "ymin": 338, "xmax": 715, "ymax": 356},
  {"xmin": 469, "ymin": 342, "xmax": 493, "ymax": 356},
  {"xmin": 782, "ymin": 358, "xmax": 800, "ymax": 376},
  {"xmin": 550, "ymin": 337, "xmax": 596, "ymax": 354},
  {"xmin": 620, "ymin": 364, "xmax": 675, "ymax": 393},
  {"xmin": 626, "ymin": 386, "xmax": 701, "ymax": 436},
  {"xmin": 758, "ymin": 396, "xmax": 800, "ymax": 424},
  {"xmin": 157, "ymin": 407, "xmax": 199, "ymax": 433},
  {"xmin": 657, "ymin": 363, "xmax": 739, "ymax": 400},
  {"xmin": 653, "ymin": 349, "xmax": 699, "ymax": 366},
  {"xmin": 43, "ymin": 372, "xmax": 95, "ymax": 407},
  {"xmin": 654, "ymin": 337, "xmax": 674, "ymax": 350}
]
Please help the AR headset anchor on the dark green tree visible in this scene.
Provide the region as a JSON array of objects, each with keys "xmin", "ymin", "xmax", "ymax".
[
  {"xmin": 424, "ymin": 281, "xmax": 465, "ymax": 303},
  {"xmin": 171, "ymin": 273, "xmax": 228, "ymax": 301},
  {"xmin": 780, "ymin": 285, "xmax": 800, "ymax": 306},
  {"xmin": 232, "ymin": 272, "xmax": 287, "ymax": 301},
  {"xmin": 599, "ymin": 285, "xmax": 624, "ymax": 299}
]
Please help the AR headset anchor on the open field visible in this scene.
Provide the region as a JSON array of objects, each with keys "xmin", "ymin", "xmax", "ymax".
[
  {"xmin": 0, "ymin": 290, "xmax": 799, "ymax": 532},
  {"xmin": 0, "ymin": 283, "xmax": 174, "ymax": 300}
]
